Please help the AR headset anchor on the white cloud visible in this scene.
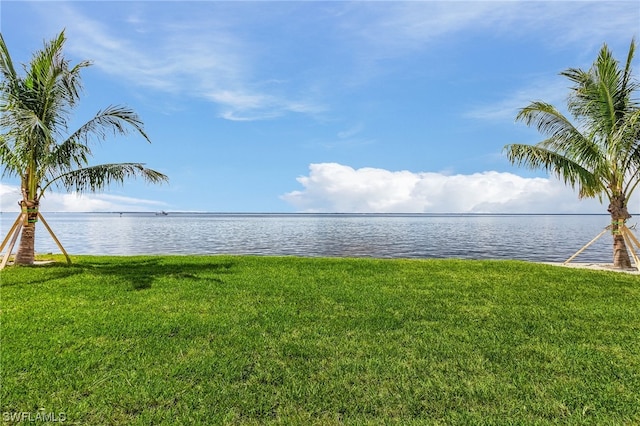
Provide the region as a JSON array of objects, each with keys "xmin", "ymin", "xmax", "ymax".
[
  {"xmin": 281, "ymin": 163, "xmax": 614, "ymax": 214},
  {"xmin": 27, "ymin": 2, "xmax": 636, "ymax": 122},
  {"xmin": 0, "ymin": 183, "xmax": 166, "ymax": 213},
  {"xmin": 41, "ymin": 4, "xmax": 324, "ymax": 121},
  {"xmin": 212, "ymin": 91, "xmax": 325, "ymax": 121},
  {"xmin": 347, "ymin": 1, "xmax": 638, "ymax": 54},
  {"xmin": 465, "ymin": 76, "xmax": 570, "ymax": 122},
  {"xmin": 345, "ymin": 2, "xmax": 498, "ymax": 53},
  {"xmin": 337, "ymin": 122, "xmax": 365, "ymax": 139}
]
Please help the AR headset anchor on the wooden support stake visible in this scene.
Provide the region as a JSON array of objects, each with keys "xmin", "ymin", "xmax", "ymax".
[
  {"xmin": 621, "ymin": 227, "xmax": 640, "ymax": 268},
  {"xmin": 564, "ymin": 227, "xmax": 610, "ymax": 265},
  {"xmin": 38, "ymin": 212, "xmax": 71, "ymax": 265},
  {"xmin": 0, "ymin": 213, "xmax": 25, "ymax": 253},
  {"xmin": 623, "ymin": 225, "xmax": 640, "ymax": 252},
  {"xmin": 621, "ymin": 230, "xmax": 640, "ymax": 268},
  {"xmin": 0, "ymin": 216, "xmax": 24, "ymax": 270}
]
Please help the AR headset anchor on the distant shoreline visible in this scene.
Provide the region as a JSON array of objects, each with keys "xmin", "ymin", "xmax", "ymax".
[{"xmin": 0, "ymin": 211, "xmax": 617, "ymax": 216}]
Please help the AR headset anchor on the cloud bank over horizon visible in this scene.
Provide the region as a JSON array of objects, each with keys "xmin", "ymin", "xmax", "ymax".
[
  {"xmin": 282, "ymin": 163, "xmax": 613, "ymax": 214},
  {"xmin": 2, "ymin": 164, "xmax": 631, "ymax": 215}
]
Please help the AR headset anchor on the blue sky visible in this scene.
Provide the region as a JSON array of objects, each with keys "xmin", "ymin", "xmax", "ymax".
[{"xmin": 1, "ymin": 1, "xmax": 639, "ymax": 213}]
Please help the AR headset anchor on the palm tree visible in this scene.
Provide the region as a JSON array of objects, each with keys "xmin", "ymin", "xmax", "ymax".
[
  {"xmin": 504, "ymin": 39, "xmax": 640, "ymax": 269},
  {"xmin": 0, "ymin": 30, "xmax": 168, "ymax": 265}
]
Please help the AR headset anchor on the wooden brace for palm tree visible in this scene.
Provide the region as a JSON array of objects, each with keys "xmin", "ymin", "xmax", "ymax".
[
  {"xmin": 0, "ymin": 211, "xmax": 71, "ymax": 270},
  {"xmin": 564, "ymin": 223, "xmax": 640, "ymax": 268}
]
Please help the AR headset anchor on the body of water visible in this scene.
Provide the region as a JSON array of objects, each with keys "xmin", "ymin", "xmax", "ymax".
[{"xmin": 0, "ymin": 212, "xmax": 627, "ymax": 262}]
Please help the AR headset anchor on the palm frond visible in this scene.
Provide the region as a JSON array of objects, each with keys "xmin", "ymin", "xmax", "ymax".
[
  {"xmin": 2, "ymin": 107, "xmax": 57, "ymax": 179},
  {"xmin": 42, "ymin": 163, "xmax": 168, "ymax": 195},
  {"xmin": 564, "ymin": 42, "xmax": 637, "ymax": 140},
  {"xmin": 0, "ymin": 33, "xmax": 18, "ymax": 89},
  {"xmin": 619, "ymin": 108, "xmax": 640, "ymax": 195},
  {"xmin": 0, "ymin": 133, "xmax": 21, "ymax": 178},
  {"xmin": 503, "ymin": 143, "xmax": 603, "ymax": 198},
  {"xmin": 48, "ymin": 139, "xmax": 92, "ymax": 169},
  {"xmin": 516, "ymin": 102, "xmax": 581, "ymax": 145},
  {"xmin": 516, "ymin": 102, "xmax": 603, "ymax": 167},
  {"xmin": 38, "ymin": 139, "xmax": 93, "ymax": 187},
  {"xmin": 66, "ymin": 105, "xmax": 151, "ymax": 146},
  {"xmin": 63, "ymin": 59, "xmax": 92, "ymax": 106},
  {"xmin": 621, "ymin": 38, "xmax": 637, "ymax": 96}
]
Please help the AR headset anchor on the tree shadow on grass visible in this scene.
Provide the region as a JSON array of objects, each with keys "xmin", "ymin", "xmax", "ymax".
[
  {"xmin": 0, "ymin": 263, "xmax": 84, "ymax": 287},
  {"xmin": 0, "ymin": 257, "xmax": 236, "ymax": 290},
  {"xmin": 77, "ymin": 257, "xmax": 236, "ymax": 290}
]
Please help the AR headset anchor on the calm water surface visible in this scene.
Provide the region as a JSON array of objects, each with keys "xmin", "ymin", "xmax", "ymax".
[{"xmin": 0, "ymin": 212, "xmax": 624, "ymax": 262}]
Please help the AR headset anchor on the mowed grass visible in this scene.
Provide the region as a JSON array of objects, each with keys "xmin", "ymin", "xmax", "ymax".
[{"xmin": 1, "ymin": 256, "xmax": 639, "ymax": 425}]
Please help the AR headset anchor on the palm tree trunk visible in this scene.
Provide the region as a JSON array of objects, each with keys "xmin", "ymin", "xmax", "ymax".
[
  {"xmin": 609, "ymin": 195, "xmax": 632, "ymax": 269},
  {"xmin": 15, "ymin": 201, "xmax": 38, "ymax": 265},
  {"xmin": 611, "ymin": 221, "xmax": 632, "ymax": 269}
]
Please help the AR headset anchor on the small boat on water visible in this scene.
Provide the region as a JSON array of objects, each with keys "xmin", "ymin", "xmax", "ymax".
[{"xmin": 155, "ymin": 211, "xmax": 169, "ymax": 216}]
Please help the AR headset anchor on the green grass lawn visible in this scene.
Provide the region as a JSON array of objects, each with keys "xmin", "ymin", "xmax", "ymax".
[{"xmin": 1, "ymin": 256, "xmax": 639, "ymax": 425}]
